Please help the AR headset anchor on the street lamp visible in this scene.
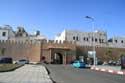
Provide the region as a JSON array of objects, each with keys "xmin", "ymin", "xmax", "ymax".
[{"xmin": 85, "ymin": 16, "xmax": 96, "ymax": 66}]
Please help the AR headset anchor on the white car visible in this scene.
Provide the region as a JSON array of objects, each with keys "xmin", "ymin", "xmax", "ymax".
[{"xmin": 17, "ymin": 59, "xmax": 29, "ymax": 64}]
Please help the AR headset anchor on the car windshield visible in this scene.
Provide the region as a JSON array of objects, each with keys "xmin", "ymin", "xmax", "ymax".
[
  {"xmin": 19, "ymin": 60, "xmax": 27, "ymax": 61},
  {"xmin": 74, "ymin": 61, "xmax": 80, "ymax": 63}
]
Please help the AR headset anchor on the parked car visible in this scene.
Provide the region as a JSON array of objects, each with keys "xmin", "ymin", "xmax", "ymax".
[
  {"xmin": 17, "ymin": 59, "xmax": 29, "ymax": 64},
  {"xmin": 108, "ymin": 60, "xmax": 117, "ymax": 66},
  {"xmin": 0, "ymin": 57, "xmax": 13, "ymax": 63},
  {"xmin": 97, "ymin": 60, "xmax": 103, "ymax": 65},
  {"xmin": 72, "ymin": 61, "xmax": 86, "ymax": 68}
]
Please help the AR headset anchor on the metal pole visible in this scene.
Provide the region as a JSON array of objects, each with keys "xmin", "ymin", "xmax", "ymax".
[
  {"xmin": 85, "ymin": 16, "xmax": 96, "ymax": 66},
  {"xmin": 92, "ymin": 20, "xmax": 96, "ymax": 66}
]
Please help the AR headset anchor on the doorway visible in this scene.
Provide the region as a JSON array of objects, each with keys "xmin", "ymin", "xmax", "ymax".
[{"xmin": 51, "ymin": 53, "xmax": 63, "ymax": 64}]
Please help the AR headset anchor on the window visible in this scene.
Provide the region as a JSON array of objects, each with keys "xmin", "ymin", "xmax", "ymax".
[
  {"xmin": 2, "ymin": 32, "xmax": 6, "ymax": 36},
  {"xmin": 73, "ymin": 36, "xmax": 75, "ymax": 40},
  {"xmin": 76, "ymin": 36, "xmax": 79, "ymax": 41},
  {"xmin": 102, "ymin": 39, "xmax": 104, "ymax": 43},
  {"xmin": 99, "ymin": 39, "xmax": 101, "ymax": 43},
  {"xmin": 83, "ymin": 37, "xmax": 88, "ymax": 41},
  {"xmin": 108, "ymin": 39, "xmax": 113, "ymax": 42},
  {"xmin": 92, "ymin": 37, "xmax": 94, "ymax": 41},
  {"xmin": 95, "ymin": 38, "xmax": 98, "ymax": 42},
  {"xmin": 86, "ymin": 38, "xmax": 88, "ymax": 41},
  {"xmin": 83, "ymin": 37, "xmax": 86, "ymax": 41},
  {"xmin": 73, "ymin": 36, "xmax": 79, "ymax": 41},
  {"xmin": 115, "ymin": 40, "xmax": 117, "ymax": 43},
  {"xmin": 121, "ymin": 40, "xmax": 123, "ymax": 43}
]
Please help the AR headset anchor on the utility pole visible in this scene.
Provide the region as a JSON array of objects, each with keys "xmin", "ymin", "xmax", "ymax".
[{"xmin": 85, "ymin": 16, "xmax": 96, "ymax": 66}]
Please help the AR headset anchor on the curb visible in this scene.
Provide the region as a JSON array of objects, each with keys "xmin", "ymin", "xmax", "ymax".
[
  {"xmin": 44, "ymin": 65, "xmax": 57, "ymax": 83},
  {"xmin": 91, "ymin": 67, "xmax": 125, "ymax": 75}
]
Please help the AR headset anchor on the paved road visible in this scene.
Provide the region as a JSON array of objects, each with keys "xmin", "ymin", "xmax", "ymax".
[
  {"xmin": 45, "ymin": 64, "xmax": 125, "ymax": 83},
  {"xmin": 0, "ymin": 64, "xmax": 52, "ymax": 83}
]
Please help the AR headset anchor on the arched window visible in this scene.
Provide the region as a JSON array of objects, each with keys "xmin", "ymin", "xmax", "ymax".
[
  {"xmin": 76, "ymin": 36, "xmax": 79, "ymax": 41},
  {"xmin": 115, "ymin": 40, "xmax": 117, "ymax": 43},
  {"xmin": 95, "ymin": 38, "xmax": 98, "ymax": 42},
  {"xmin": 121, "ymin": 40, "xmax": 123, "ymax": 43},
  {"xmin": 86, "ymin": 38, "xmax": 88, "ymax": 41},
  {"xmin": 73, "ymin": 36, "xmax": 75, "ymax": 40}
]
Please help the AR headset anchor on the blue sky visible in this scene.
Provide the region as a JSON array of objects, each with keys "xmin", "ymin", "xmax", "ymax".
[{"xmin": 0, "ymin": 0, "xmax": 125, "ymax": 39}]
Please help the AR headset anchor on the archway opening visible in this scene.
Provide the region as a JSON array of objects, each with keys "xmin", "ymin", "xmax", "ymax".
[{"xmin": 52, "ymin": 53, "xmax": 63, "ymax": 64}]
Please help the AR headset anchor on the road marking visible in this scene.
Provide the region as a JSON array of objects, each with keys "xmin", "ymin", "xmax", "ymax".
[
  {"xmin": 91, "ymin": 67, "xmax": 94, "ymax": 69},
  {"xmin": 95, "ymin": 68, "xmax": 99, "ymax": 70},
  {"xmin": 91, "ymin": 66, "xmax": 125, "ymax": 75},
  {"xmin": 117, "ymin": 71, "xmax": 123, "ymax": 75},
  {"xmin": 108, "ymin": 70, "xmax": 113, "ymax": 73},
  {"xmin": 100, "ymin": 69, "xmax": 106, "ymax": 72}
]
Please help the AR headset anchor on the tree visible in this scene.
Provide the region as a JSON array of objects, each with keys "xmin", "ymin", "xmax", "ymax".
[
  {"xmin": 105, "ymin": 48, "xmax": 118, "ymax": 61},
  {"xmin": 105, "ymin": 48, "xmax": 112, "ymax": 61}
]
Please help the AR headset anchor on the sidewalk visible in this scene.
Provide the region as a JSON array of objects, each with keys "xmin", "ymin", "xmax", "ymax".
[
  {"xmin": 0, "ymin": 64, "xmax": 53, "ymax": 83},
  {"xmin": 91, "ymin": 65, "xmax": 125, "ymax": 75}
]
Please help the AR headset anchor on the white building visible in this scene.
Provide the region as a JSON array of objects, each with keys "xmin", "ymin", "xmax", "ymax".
[
  {"xmin": 108, "ymin": 36, "xmax": 125, "ymax": 48},
  {"xmin": 0, "ymin": 25, "xmax": 46, "ymax": 42},
  {"xmin": 0, "ymin": 25, "xmax": 15, "ymax": 41},
  {"xmin": 55, "ymin": 30, "xmax": 107, "ymax": 46}
]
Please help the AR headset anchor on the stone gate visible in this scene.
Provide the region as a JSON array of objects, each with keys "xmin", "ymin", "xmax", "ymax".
[{"xmin": 41, "ymin": 40, "xmax": 76, "ymax": 64}]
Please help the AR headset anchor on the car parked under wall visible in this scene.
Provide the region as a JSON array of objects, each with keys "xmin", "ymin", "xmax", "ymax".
[
  {"xmin": 16, "ymin": 59, "xmax": 29, "ymax": 64},
  {"xmin": 0, "ymin": 57, "xmax": 13, "ymax": 63}
]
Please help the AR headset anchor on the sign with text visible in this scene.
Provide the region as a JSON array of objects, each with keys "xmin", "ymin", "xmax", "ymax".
[{"xmin": 88, "ymin": 51, "xmax": 96, "ymax": 58}]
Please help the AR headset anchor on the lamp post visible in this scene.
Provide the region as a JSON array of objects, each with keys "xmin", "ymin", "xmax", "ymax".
[{"xmin": 85, "ymin": 16, "xmax": 96, "ymax": 66}]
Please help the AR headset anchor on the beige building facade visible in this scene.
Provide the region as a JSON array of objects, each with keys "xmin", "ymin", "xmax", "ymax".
[{"xmin": 55, "ymin": 30, "xmax": 107, "ymax": 47}]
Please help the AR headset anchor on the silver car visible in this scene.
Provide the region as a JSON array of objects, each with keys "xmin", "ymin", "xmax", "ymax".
[{"xmin": 17, "ymin": 59, "xmax": 29, "ymax": 64}]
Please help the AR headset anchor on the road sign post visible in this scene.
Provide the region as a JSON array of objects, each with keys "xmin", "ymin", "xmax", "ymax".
[{"xmin": 88, "ymin": 51, "xmax": 96, "ymax": 66}]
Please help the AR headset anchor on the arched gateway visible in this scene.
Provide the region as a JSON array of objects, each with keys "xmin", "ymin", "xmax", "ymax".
[
  {"xmin": 49, "ymin": 47, "xmax": 69, "ymax": 64},
  {"xmin": 40, "ymin": 40, "xmax": 76, "ymax": 64},
  {"xmin": 51, "ymin": 53, "xmax": 63, "ymax": 64}
]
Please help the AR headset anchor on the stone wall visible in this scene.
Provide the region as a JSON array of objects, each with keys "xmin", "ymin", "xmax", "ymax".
[
  {"xmin": 1, "ymin": 39, "xmax": 124, "ymax": 64},
  {"xmin": 76, "ymin": 45, "xmax": 125, "ymax": 62},
  {"xmin": 0, "ymin": 40, "xmax": 76, "ymax": 64},
  {"xmin": 0, "ymin": 40, "xmax": 41, "ymax": 62}
]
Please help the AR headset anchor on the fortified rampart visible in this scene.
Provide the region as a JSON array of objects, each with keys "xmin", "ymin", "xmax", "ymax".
[
  {"xmin": 0, "ymin": 40, "xmax": 41, "ymax": 62},
  {"xmin": 0, "ymin": 40, "xmax": 76, "ymax": 64},
  {"xmin": 0, "ymin": 39, "xmax": 125, "ymax": 64},
  {"xmin": 76, "ymin": 45, "xmax": 125, "ymax": 62}
]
